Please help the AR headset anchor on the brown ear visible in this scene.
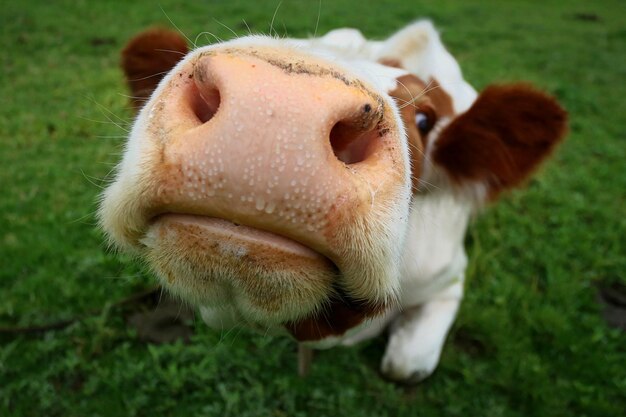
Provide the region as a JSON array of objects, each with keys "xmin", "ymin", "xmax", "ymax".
[
  {"xmin": 121, "ymin": 28, "xmax": 189, "ymax": 110},
  {"xmin": 432, "ymin": 84, "xmax": 567, "ymax": 199}
]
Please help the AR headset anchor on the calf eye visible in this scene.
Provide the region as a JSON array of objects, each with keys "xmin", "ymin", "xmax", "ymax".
[{"xmin": 415, "ymin": 111, "xmax": 435, "ymax": 135}]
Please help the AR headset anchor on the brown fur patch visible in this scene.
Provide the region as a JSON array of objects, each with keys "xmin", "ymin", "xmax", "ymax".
[
  {"xmin": 121, "ymin": 28, "xmax": 188, "ymax": 110},
  {"xmin": 378, "ymin": 58, "xmax": 402, "ymax": 68},
  {"xmin": 426, "ymin": 79, "xmax": 454, "ymax": 118},
  {"xmin": 387, "ymin": 75, "xmax": 455, "ymax": 191},
  {"xmin": 433, "ymin": 84, "xmax": 567, "ymax": 198},
  {"xmin": 285, "ymin": 290, "xmax": 387, "ymax": 341}
]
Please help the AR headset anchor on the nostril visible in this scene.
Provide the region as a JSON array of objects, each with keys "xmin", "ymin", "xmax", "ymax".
[
  {"xmin": 330, "ymin": 120, "xmax": 381, "ymax": 165},
  {"xmin": 190, "ymin": 82, "xmax": 221, "ymax": 124}
]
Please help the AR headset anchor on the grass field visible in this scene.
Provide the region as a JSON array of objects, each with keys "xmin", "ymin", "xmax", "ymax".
[{"xmin": 1, "ymin": 0, "xmax": 625, "ymax": 416}]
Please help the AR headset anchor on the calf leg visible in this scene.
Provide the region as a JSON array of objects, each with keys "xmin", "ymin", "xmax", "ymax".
[{"xmin": 380, "ymin": 281, "xmax": 463, "ymax": 383}]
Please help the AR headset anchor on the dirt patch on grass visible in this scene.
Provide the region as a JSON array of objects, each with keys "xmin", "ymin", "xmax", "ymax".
[{"xmin": 597, "ymin": 282, "xmax": 626, "ymax": 331}]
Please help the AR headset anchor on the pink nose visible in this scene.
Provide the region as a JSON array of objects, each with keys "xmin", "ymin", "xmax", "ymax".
[{"xmin": 146, "ymin": 47, "xmax": 403, "ymax": 257}]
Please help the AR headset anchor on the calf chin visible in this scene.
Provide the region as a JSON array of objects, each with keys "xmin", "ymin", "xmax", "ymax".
[{"xmin": 141, "ymin": 215, "xmax": 338, "ymax": 324}]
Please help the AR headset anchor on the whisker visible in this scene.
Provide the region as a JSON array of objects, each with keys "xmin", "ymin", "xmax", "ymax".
[
  {"xmin": 395, "ymin": 79, "xmax": 430, "ymax": 110},
  {"xmin": 394, "ymin": 78, "xmax": 419, "ymax": 110},
  {"xmin": 80, "ymin": 169, "xmax": 108, "ymax": 190},
  {"xmin": 160, "ymin": 5, "xmax": 197, "ymax": 49},
  {"xmin": 230, "ymin": 324, "xmax": 246, "ymax": 346},
  {"xmin": 241, "ymin": 19, "xmax": 253, "ymax": 36},
  {"xmin": 119, "ymin": 68, "xmax": 175, "ymax": 89},
  {"xmin": 154, "ymin": 48, "xmax": 187, "ymax": 57},
  {"xmin": 84, "ymin": 96, "xmax": 130, "ymax": 133},
  {"xmin": 213, "ymin": 18, "xmax": 240, "ymax": 39},
  {"xmin": 67, "ymin": 209, "xmax": 99, "ymax": 225},
  {"xmin": 79, "ymin": 115, "xmax": 128, "ymax": 126},
  {"xmin": 117, "ymin": 93, "xmax": 151, "ymax": 100},
  {"xmin": 269, "ymin": 1, "xmax": 283, "ymax": 38},
  {"xmin": 93, "ymin": 160, "xmax": 122, "ymax": 189},
  {"xmin": 87, "ymin": 96, "xmax": 129, "ymax": 125},
  {"xmin": 313, "ymin": 0, "xmax": 322, "ymax": 38},
  {"xmin": 157, "ymin": 286, "xmax": 166, "ymax": 308},
  {"xmin": 196, "ymin": 31, "xmax": 224, "ymax": 45},
  {"xmin": 399, "ymin": 79, "xmax": 468, "ymax": 110},
  {"xmin": 94, "ymin": 135, "xmax": 128, "ymax": 140}
]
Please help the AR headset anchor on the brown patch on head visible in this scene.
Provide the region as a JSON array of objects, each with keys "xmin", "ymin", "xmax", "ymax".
[
  {"xmin": 285, "ymin": 291, "xmax": 387, "ymax": 341},
  {"xmin": 121, "ymin": 28, "xmax": 189, "ymax": 110},
  {"xmin": 387, "ymin": 75, "xmax": 455, "ymax": 191},
  {"xmin": 425, "ymin": 79, "xmax": 455, "ymax": 118},
  {"xmin": 433, "ymin": 83, "xmax": 568, "ymax": 198},
  {"xmin": 378, "ymin": 58, "xmax": 403, "ymax": 68}
]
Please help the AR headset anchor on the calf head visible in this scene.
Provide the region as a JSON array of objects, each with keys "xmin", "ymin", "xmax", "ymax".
[{"xmin": 100, "ymin": 22, "xmax": 566, "ymax": 343}]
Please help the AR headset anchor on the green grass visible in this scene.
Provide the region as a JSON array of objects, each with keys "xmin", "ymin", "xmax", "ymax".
[{"xmin": 1, "ymin": 0, "xmax": 625, "ymax": 415}]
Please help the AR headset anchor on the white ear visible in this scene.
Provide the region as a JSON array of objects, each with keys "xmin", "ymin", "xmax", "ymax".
[
  {"xmin": 319, "ymin": 28, "xmax": 368, "ymax": 51},
  {"xmin": 375, "ymin": 20, "xmax": 477, "ymax": 113}
]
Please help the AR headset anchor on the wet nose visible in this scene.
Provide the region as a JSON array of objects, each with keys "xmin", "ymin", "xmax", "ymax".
[
  {"xmin": 181, "ymin": 50, "xmax": 388, "ymax": 165},
  {"xmin": 147, "ymin": 47, "xmax": 404, "ymax": 256}
]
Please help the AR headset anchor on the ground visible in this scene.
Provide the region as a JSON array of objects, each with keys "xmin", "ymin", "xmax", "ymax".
[{"xmin": 1, "ymin": 0, "xmax": 624, "ymax": 416}]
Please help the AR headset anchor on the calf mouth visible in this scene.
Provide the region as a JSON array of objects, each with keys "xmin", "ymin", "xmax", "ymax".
[{"xmin": 151, "ymin": 213, "xmax": 336, "ymax": 271}]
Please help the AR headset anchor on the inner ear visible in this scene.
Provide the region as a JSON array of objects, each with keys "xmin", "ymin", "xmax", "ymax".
[
  {"xmin": 378, "ymin": 58, "xmax": 403, "ymax": 69},
  {"xmin": 432, "ymin": 83, "xmax": 567, "ymax": 198}
]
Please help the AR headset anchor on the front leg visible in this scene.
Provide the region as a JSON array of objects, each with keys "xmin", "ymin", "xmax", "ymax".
[{"xmin": 381, "ymin": 281, "xmax": 463, "ymax": 383}]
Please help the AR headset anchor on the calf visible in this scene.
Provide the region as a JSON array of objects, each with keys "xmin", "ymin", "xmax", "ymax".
[{"xmin": 100, "ymin": 21, "xmax": 566, "ymax": 383}]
